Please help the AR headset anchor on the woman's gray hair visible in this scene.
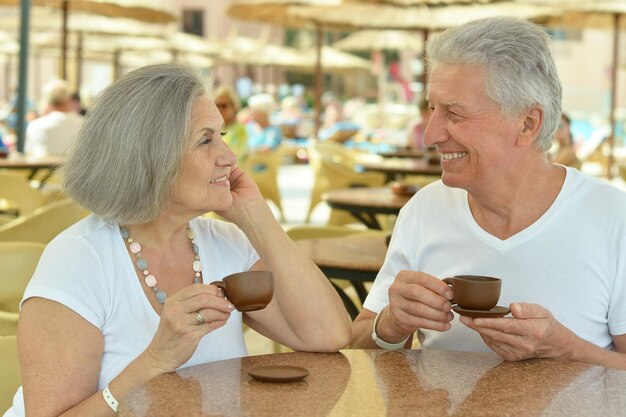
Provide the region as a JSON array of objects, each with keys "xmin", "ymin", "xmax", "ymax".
[
  {"xmin": 60, "ymin": 63, "xmax": 208, "ymax": 224},
  {"xmin": 427, "ymin": 16, "xmax": 561, "ymax": 152}
]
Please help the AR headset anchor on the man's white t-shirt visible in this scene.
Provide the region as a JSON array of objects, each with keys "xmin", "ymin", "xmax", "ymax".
[
  {"xmin": 25, "ymin": 111, "xmax": 83, "ymax": 157},
  {"xmin": 5, "ymin": 215, "xmax": 259, "ymax": 417},
  {"xmin": 364, "ymin": 167, "xmax": 626, "ymax": 352}
]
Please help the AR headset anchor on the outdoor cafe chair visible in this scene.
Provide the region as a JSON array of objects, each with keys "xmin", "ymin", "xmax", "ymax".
[
  {"xmin": 0, "ymin": 242, "xmax": 46, "ymax": 336},
  {"xmin": 243, "ymin": 144, "xmax": 287, "ymax": 222},
  {"xmin": 0, "ymin": 199, "xmax": 88, "ymax": 244},
  {"xmin": 306, "ymin": 142, "xmax": 386, "ymax": 224},
  {"xmin": 0, "ymin": 335, "xmax": 20, "ymax": 413},
  {"xmin": 0, "ymin": 172, "xmax": 47, "ymax": 218}
]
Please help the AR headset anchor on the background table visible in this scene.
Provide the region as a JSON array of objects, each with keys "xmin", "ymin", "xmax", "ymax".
[
  {"xmin": 296, "ymin": 234, "xmax": 388, "ymax": 318},
  {"xmin": 0, "ymin": 154, "xmax": 64, "ymax": 185},
  {"xmin": 118, "ymin": 349, "xmax": 626, "ymax": 417},
  {"xmin": 323, "ymin": 186, "xmax": 412, "ymax": 229},
  {"xmin": 378, "ymin": 149, "xmax": 426, "ymax": 159},
  {"xmin": 358, "ymin": 159, "xmax": 442, "ymax": 182}
]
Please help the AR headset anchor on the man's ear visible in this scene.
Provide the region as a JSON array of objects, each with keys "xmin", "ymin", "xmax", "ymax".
[{"xmin": 516, "ymin": 106, "xmax": 543, "ymax": 147}]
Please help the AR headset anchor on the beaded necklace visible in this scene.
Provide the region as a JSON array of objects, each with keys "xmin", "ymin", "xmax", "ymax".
[{"xmin": 120, "ymin": 224, "xmax": 202, "ymax": 304}]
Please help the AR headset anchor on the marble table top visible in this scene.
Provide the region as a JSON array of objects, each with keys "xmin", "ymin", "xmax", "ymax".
[{"xmin": 118, "ymin": 349, "xmax": 626, "ymax": 417}]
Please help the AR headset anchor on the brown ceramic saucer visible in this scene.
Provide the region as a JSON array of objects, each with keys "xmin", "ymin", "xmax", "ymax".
[
  {"xmin": 247, "ymin": 365, "xmax": 309, "ymax": 383},
  {"xmin": 452, "ymin": 305, "xmax": 511, "ymax": 318}
]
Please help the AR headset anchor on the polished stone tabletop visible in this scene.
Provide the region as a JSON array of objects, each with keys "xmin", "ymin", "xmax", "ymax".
[{"xmin": 118, "ymin": 349, "xmax": 626, "ymax": 417}]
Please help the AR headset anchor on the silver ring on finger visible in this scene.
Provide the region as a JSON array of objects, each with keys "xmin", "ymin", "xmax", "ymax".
[{"xmin": 194, "ymin": 311, "xmax": 205, "ymax": 325}]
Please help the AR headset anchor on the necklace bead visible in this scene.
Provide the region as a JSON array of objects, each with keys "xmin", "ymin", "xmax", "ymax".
[{"xmin": 120, "ymin": 224, "xmax": 202, "ymax": 304}]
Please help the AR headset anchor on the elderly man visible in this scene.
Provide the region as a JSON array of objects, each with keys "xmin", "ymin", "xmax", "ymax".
[
  {"xmin": 25, "ymin": 80, "xmax": 83, "ymax": 157},
  {"xmin": 350, "ymin": 16, "xmax": 626, "ymax": 370}
]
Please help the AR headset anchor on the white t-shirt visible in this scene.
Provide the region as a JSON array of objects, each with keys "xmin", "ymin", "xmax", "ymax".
[
  {"xmin": 364, "ymin": 167, "xmax": 626, "ymax": 352},
  {"xmin": 6, "ymin": 215, "xmax": 259, "ymax": 417},
  {"xmin": 25, "ymin": 111, "xmax": 83, "ymax": 157}
]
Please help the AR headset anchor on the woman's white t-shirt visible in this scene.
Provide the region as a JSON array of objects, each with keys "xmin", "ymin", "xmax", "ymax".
[{"xmin": 6, "ymin": 215, "xmax": 259, "ymax": 417}]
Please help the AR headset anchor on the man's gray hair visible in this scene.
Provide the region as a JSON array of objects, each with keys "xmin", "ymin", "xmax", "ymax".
[
  {"xmin": 427, "ymin": 16, "xmax": 561, "ymax": 152},
  {"xmin": 60, "ymin": 63, "xmax": 208, "ymax": 224}
]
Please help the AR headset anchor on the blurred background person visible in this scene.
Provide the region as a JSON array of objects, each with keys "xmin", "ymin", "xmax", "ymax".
[
  {"xmin": 69, "ymin": 92, "xmax": 87, "ymax": 116},
  {"xmin": 214, "ymin": 85, "xmax": 248, "ymax": 165},
  {"xmin": 245, "ymin": 93, "xmax": 282, "ymax": 153},
  {"xmin": 407, "ymin": 97, "xmax": 431, "ymax": 151},
  {"xmin": 277, "ymin": 95, "xmax": 305, "ymax": 140},
  {"xmin": 0, "ymin": 89, "xmax": 38, "ymax": 150},
  {"xmin": 318, "ymin": 91, "xmax": 360, "ymax": 142},
  {"xmin": 551, "ymin": 113, "xmax": 580, "ymax": 169},
  {"xmin": 25, "ymin": 80, "xmax": 83, "ymax": 157}
]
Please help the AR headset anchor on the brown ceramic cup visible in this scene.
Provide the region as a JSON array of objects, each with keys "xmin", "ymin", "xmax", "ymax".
[
  {"xmin": 442, "ymin": 275, "xmax": 502, "ymax": 310},
  {"xmin": 210, "ymin": 271, "xmax": 274, "ymax": 312}
]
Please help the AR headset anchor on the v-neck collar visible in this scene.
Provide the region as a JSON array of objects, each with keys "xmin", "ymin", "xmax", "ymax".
[{"xmin": 459, "ymin": 167, "xmax": 573, "ymax": 250}]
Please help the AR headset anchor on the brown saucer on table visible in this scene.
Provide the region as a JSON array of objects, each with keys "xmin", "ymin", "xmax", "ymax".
[
  {"xmin": 247, "ymin": 365, "xmax": 310, "ymax": 383},
  {"xmin": 452, "ymin": 305, "xmax": 511, "ymax": 318},
  {"xmin": 390, "ymin": 182, "xmax": 418, "ymax": 196}
]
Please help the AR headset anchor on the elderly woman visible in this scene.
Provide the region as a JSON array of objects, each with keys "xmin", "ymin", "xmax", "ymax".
[
  {"xmin": 8, "ymin": 64, "xmax": 350, "ymax": 416},
  {"xmin": 213, "ymin": 85, "xmax": 248, "ymax": 165}
]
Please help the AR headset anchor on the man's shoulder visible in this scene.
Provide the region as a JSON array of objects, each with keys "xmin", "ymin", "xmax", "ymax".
[{"xmin": 568, "ymin": 168, "xmax": 626, "ymax": 201}]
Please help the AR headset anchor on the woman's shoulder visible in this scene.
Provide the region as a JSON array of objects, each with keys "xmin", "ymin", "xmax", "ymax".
[{"xmin": 48, "ymin": 214, "xmax": 118, "ymax": 248}]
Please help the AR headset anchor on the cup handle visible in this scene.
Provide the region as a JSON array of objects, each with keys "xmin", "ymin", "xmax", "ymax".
[
  {"xmin": 210, "ymin": 281, "xmax": 226, "ymax": 292},
  {"xmin": 442, "ymin": 277, "xmax": 455, "ymax": 305}
]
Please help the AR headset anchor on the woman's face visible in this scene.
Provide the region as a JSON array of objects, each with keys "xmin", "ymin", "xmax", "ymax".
[
  {"xmin": 167, "ymin": 95, "xmax": 236, "ymax": 216},
  {"xmin": 214, "ymin": 94, "xmax": 237, "ymax": 126}
]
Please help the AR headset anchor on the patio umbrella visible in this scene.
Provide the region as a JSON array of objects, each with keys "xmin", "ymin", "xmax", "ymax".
[
  {"xmin": 1, "ymin": 0, "xmax": 178, "ymax": 79},
  {"xmin": 290, "ymin": 0, "xmax": 559, "ymax": 30},
  {"xmin": 295, "ymin": 45, "xmax": 371, "ymax": 72},
  {"xmin": 1, "ymin": 9, "xmax": 178, "ymax": 89},
  {"xmin": 332, "ymin": 29, "xmax": 422, "ymax": 51},
  {"xmin": 333, "ymin": 30, "xmax": 423, "ymax": 126},
  {"xmin": 6, "ymin": 0, "xmax": 177, "ymax": 153},
  {"xmin": 31, "ymin": 30, "xmax": 219, "ymax": 82},
  {"xmin": 228, "ymin": 0, "xmax": 345, "ymax": 135},
  {"xmin": 228, "ymin": 0, "xmax": 559, "ymax": 134},
  {"xmin": 216, "ymin": 36, "xmax": 305, "ymax": 67}
]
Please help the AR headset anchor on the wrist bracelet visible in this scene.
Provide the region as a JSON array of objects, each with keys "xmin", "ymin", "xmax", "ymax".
[
  {"xmin": 102, "ymin": 385, "xmax": 119, "ymax": 413},
  {"xmin": 371, "ymin": 306, "xmax": 409, "ymax": 350}
]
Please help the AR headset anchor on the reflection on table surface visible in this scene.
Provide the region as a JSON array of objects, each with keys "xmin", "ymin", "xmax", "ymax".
[{"xmin": 118, "ymin": 349, "xmax": 626, "ymax": 417}]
